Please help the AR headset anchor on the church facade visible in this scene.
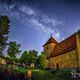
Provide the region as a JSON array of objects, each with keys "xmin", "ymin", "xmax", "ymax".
[{"xmin": 43, "ymin": 32, "xmax": 80, "ymax": 69}]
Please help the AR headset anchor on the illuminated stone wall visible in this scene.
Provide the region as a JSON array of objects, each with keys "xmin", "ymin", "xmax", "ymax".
[
  {"xmin": 44, "ymin": 43, "xmax": 57, "ymax": 57},
  {"xmin": 0, "ymin": 58, "xmax": 6, "ymax": 65},
  {"xmin": 49, "ymin": 49, "xmax": 77, "ymax": 69},
  {"xmin": 45, "ymin": 59, "xmax": 49, "ymax": 68},
  {"xmin": 76, "ymin": 33, "xmax": 80, "ymax": 67}
]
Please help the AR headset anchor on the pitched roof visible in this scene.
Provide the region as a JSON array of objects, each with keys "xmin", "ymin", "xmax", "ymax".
[
  {"xmin": 49, "ymin": 33, "xmax": 76, "ymax": 58},
  {"xmin": 43, "ymin": 37, "xmax": 58, "ymax": 47}
]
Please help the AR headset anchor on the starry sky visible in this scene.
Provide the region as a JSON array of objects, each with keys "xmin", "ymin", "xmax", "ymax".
[{"xmin": 0, "ymin": 0, "xmax": 80, "ymax": 54}]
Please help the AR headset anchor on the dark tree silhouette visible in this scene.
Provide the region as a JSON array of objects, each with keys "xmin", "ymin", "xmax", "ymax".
[
  {"xmin": 7, "ymin": 41, "xmax": 21, "ymax": 62},
  {"xmin": 0, "ymin": 16, "xmax": 10, "ymax": 56}
]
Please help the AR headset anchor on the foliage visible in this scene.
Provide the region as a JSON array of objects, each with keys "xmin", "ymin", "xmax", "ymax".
[
  {"xmin": 20, "ymin": 51, "xmax": 29, "ymax": 64},
  {"xmin": 14, "ymin": 66, "xmax": 27, "ymax": 73},
  {"xmin": 77, "ymin": 30, "xmax": 80, "ymax": 38},
  {"xmin": 20, "ymin": 50, "xmax": 38, "ymax": 67},
  {"xmin": 32, "ymin": 69, "xmax": 75, "ymax": 80},
  {"xmin": 0, "ymin": 16, "xmax": 10, "ymax": 55},
  {"xmin": 31, "ymin": 50, "xmax": 38, "ymax": 57},
  {"xmin": 39, "ymin": 52, "xmax": 46, "ymax": 69},
  {"xmin": 0, "ymin": 66, "xmax": 77, "ymax": 80},
  {"xmin": 28, "ymin": 50, "xmax": 38, "ymax": 66},
  {"xmin": 7, "ymin": 41, "xmax": 21, "ymax": 60},
  {"xmin": 5, "ymin": 56, "xmax": 13, "ymax": 64}
]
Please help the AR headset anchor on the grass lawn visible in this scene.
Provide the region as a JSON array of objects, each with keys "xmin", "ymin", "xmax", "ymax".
[
  {"xmin": 0, "ymin": 65, "xmax": 79, "ymax": 80},
  {"xmin": 13, "ymin": 67, "xmax": 80, "ymax": 80}
]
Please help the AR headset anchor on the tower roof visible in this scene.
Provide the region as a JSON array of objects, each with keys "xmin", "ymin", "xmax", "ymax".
[{"xmin": 43, "ymin": 36, "xmax": 58, "ymax": 47}]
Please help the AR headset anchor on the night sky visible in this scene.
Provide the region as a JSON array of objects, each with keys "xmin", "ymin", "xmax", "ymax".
[{"xmin": 0, "ymin": 0, "xmax": 80, "ymax": 54}]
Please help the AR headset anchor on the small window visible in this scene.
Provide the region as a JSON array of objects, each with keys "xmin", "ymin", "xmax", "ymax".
[
  {"xmin": 47, "ymin": 46, "xmax": 49, "ymax": 50},
  {"xmin": 56, "ymin": 63, "xmax": 59, "ymax": 70}
]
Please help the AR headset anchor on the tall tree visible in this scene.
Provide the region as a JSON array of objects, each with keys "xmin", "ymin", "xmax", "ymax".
[
  {"xmin": 39, "ymin": 52, "xmax": 46, "ymax": 69},
  {"xmin": 0, "ymin": 16, "xmax": 10, "ymax": 55},
  {"xmin": 20, "ymin": 50, "xmax": 38, "ymax": 67},
  {"xmin": 28, "ymin": 50, "xmax": 38, "ymax": 66},
  {"xmin": 32, "ymin": 50, "xmax": 38, "ymax": 57},
  {"xmin": 7, "ymin": 41, "xmax": 21, "ymax": 60},
  {"xmin": 20, "ymin": 51, "xmax": 29, "ymax": 64}
]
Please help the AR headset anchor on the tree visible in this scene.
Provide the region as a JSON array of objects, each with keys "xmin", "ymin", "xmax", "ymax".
[
  {"xmin": 0, "ymin": 16, "xmax": 10, "ymax": 55},
  {"xmin": 20, "ymin": 50, "xmax": 38, "ymax": 67},
  {"xmin": 39, "ymin": 52, "xmax": 46, "ymax": 69},
  {"xmin": 77, "ymin": 30, "xmax": 80, "ymax": 38},
  {"xmin": 32, "ymin": 50, "xmax": 38, "ymax": 57},
  {"xmin": 28, "ymin": 50, "xmax": 38, "ymax": 67},
  {"xmin": 5, "ymin": 56, "xmax": 13, "ymax": 64},
  {"xmin": 7, "ymin": 41, "xmax": 21, "ymax": 61},
  {"xmin": 20, "ymin": 51, "xmax": 29, "ymax": 64}
]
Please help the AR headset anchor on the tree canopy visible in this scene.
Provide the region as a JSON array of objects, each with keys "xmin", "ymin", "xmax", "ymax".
[
  {"xmin": 39, "ymin": 52, "xmax": 46, "ymax": 69},
  {"xmin": 20, "ymin": 51, "xmax": 29, "ymax": 64},
  {"xmin": 20, "ymin": 50, "xmax": 38, "ymax": 67},
  {"xmin": 0, "ymin": 16, "xmax": 10, "ymax": 55},
  {"xmin": 7, "ymin": 41, "xmax": 21, "ymax": 60}
]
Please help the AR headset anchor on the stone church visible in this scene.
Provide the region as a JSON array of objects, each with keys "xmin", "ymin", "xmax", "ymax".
[{"xmin": 43, "ymin": 32, "xmax": 80, "ymax": 69}]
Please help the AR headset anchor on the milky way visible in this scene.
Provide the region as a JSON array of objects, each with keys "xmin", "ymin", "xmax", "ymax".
[{"xmin": 0, "ymin": 0, "xmax": 80, "ymax": 54}]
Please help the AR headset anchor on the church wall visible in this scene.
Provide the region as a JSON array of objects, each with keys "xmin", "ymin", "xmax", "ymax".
[
  {"xmin": 45, "ymin": 59, "xmax": 49, "ymax": 68},
  {"xmin": 76, "ymin": 34, "xmax": 80, "ymax": 67},
  {"xmin": 49, "ymin": 49, "xmax": 77, "ymax": 69},
  {"xmin": 44, "ymin": 43, "xmax": 57, "ymax": 57}
]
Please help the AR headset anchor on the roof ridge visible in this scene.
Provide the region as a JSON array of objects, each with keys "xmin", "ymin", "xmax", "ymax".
[
  {"xmin": 43, "ymin": 36, "xmax": 58, "ymax": 47},
  {"xmin": 49, "ymin": 32, "xmax": 76, "ymax": 58},
  {"xmin": 59, "ymin": 32, "xmax": 76, "ymax": 44}
]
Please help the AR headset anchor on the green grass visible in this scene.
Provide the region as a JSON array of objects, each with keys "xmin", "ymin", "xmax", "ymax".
[
  {"xmin": 32, "ymin": 70, "xmax": 49, "ymax": 80},
  {"xmin": 11, "ymin": 67, "xmax": 79, "ymax": 80},
  {"xmin": 32, "ymin": 69, "xmax": 79, "ymax": 80},
  {"xmin": 0, "ymin": 64, "xmax": 79, "ymax": 80},
  {"xmin": 12, "ymin": 66, "xmax": 27, "ymax": 73}
]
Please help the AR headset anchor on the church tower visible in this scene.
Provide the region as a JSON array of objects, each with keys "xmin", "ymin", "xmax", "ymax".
[{"xmin": 43, "ymin": 35, "xmax": 58, "ymax": 58}]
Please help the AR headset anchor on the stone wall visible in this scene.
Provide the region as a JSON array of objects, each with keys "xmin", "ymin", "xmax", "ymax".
[
  {"xmin": 45, "ymin": 60, "xmax": 49, "ymax": 68},
  {"xmin": 49, "ymin": 49, "xmax": 77, "ymax": 69},
  {"xmin": 44, "ymin": 43, "xmax": 57, "ymax": 57},
  {"xmin": 76, "ymin": 33, "xmax": 80, "ymax": 67},
  {"xmin": 0, "ymin": 58, "xmax": 6, "ymax": 65}
]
